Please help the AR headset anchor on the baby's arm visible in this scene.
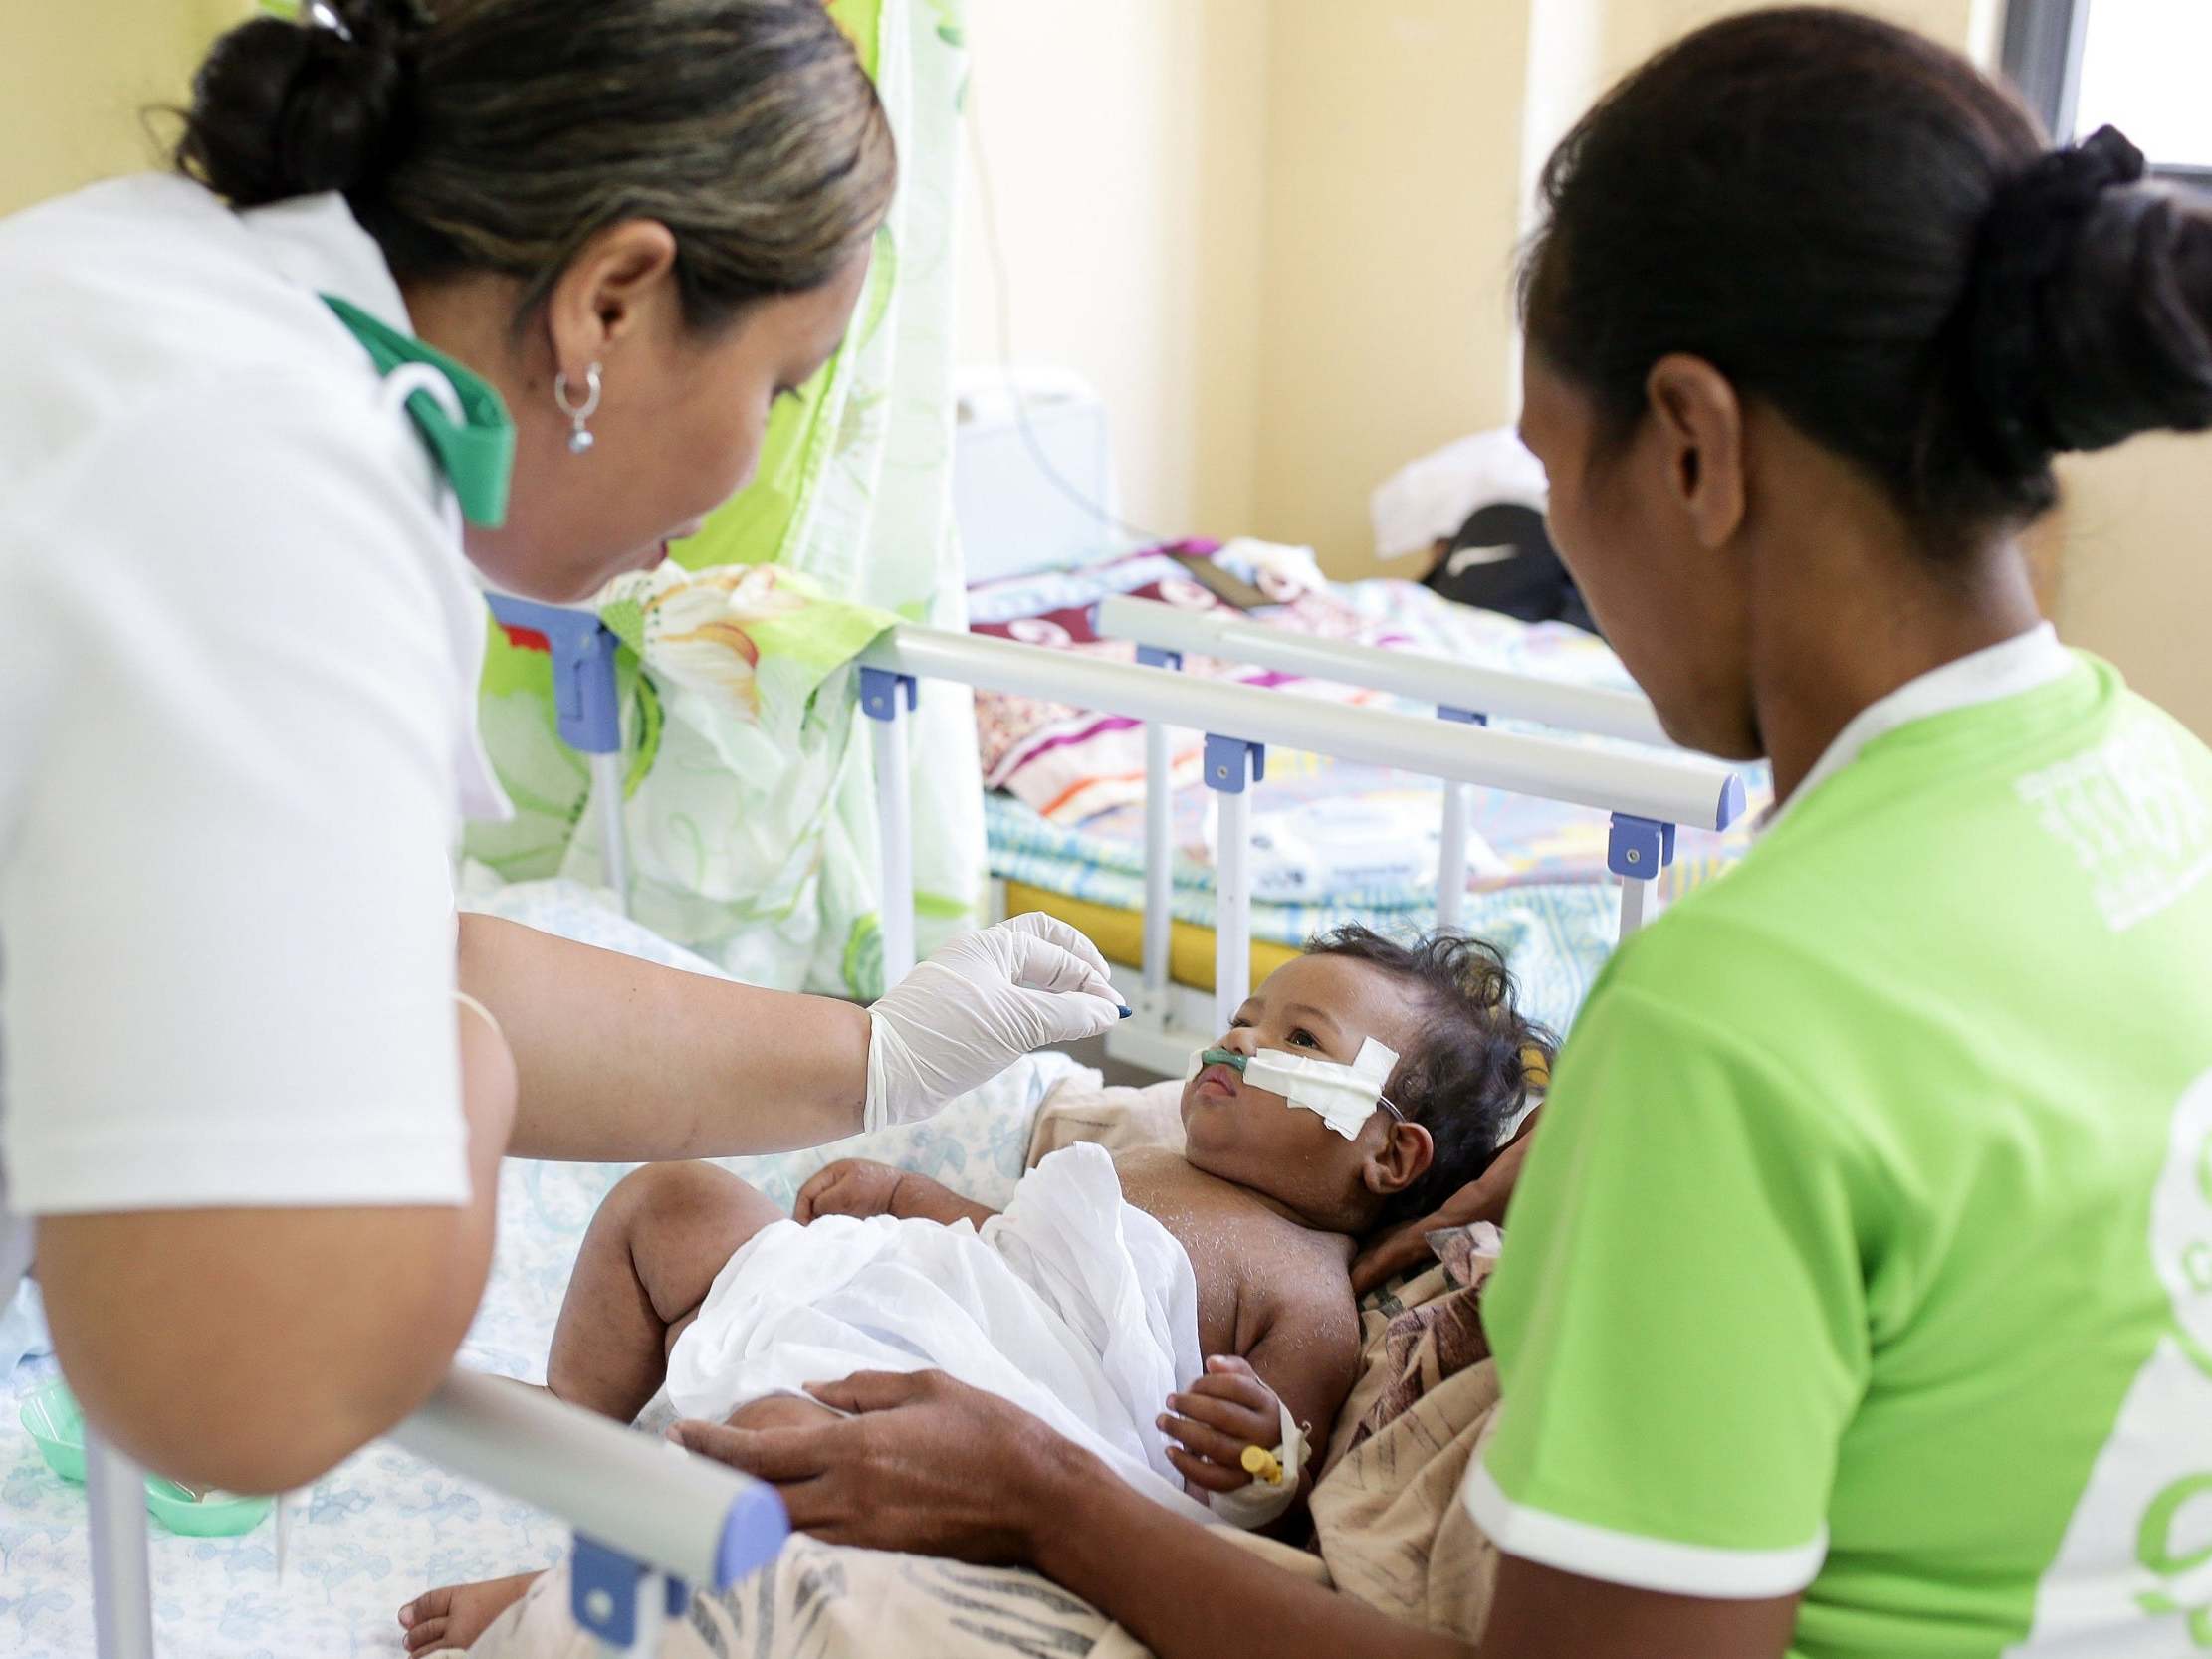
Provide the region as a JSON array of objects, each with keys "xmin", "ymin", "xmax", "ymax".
[
  {"xmin": 1162, "ymin": 1295, "xmax": 1361, "ymax": 1507},
  {"xmin": 794, "ymin": 1158, "xmax": 999, "ymax": 1228}
]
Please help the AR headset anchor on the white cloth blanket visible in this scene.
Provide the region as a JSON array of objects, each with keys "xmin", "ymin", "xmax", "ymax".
[{"xmin": 662, "ymin": 1143, "xmax": 1217, "ymax": 1523}]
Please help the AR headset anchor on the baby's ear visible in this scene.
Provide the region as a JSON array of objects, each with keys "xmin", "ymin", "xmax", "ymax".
[{"xmin": 1364, "ymin": 1119, "xmax": 1434, "ymax": 1196}]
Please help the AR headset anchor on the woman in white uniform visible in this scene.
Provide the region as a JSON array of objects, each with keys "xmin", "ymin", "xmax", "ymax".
[{"xmin": 0, "ymin": 0, "xmax": 1119, "ymax": 1493}]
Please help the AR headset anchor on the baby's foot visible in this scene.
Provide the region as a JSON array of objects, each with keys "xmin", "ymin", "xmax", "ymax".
[{"xmin": 397, "ymin": 1571, "xmax": 542, "ymax": 1655}]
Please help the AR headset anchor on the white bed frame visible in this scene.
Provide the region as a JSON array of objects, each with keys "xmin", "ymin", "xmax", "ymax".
[
  {"xmin": 1080, "ymin": 594, "xmax": 1728, "ymax": 1071},
  {"xmin": 477, "ymin": 588, "xmax": 1742, "ymax": 1075}
]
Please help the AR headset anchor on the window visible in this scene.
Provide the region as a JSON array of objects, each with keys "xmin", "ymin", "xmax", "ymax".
[{"xmin": 2001, "ymin": 0, "xmax": 2212, "ymax": 185}]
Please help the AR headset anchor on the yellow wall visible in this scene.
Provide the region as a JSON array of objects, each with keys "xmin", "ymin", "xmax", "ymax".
[
  {"xmin": 1249, "ymin": 0, "xmax": 1533, "ymax": 579},
  {"xmin": 0, "ymin": 0, "xmax": 240, "ymax": 216},
  {"xmin": 1594, "ymin": 0, "xmax": 2002, "ymax": 85},
  {"xmin": 2056, "ymin": 439, "xmax": 2212, "ymax": 736},
  {"xmin": 952, "ymin": 0, "xmax": 1270, "ymax": 541}
]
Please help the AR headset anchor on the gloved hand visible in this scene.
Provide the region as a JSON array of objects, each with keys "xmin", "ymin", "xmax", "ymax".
[{"xmin": 863, "ymin": 913, "xmax": 1123, "ymax": 1132}]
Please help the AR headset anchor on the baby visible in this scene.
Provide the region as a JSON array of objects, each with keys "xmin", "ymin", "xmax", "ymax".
[{"xmin": 400, "ymin": 926, "xmax": 1547, "ymax": 1655}]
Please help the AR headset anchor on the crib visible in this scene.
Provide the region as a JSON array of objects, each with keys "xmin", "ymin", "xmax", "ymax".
[
  {"xmin": 482, "ymin": 589, "xmax": 1742, "ymax": 1043},
  {"xmin": 851, "ymin": 614, "xmax": 1742, "ymax": 1067},
  {"xmin": 1078, "ymin": 593, "xmax": 1721, "ymax": 1070}
]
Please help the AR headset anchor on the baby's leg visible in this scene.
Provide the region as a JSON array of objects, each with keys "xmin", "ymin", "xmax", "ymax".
[
  {"xmin": 548, "ymin": 1161, "xmax": 786, "ymax": 1422},
  {"xmin": 725, "ymin": 1393, "xmax": 840, "ymax": 1431}
]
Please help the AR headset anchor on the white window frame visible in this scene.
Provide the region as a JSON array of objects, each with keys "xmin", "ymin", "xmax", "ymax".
[{"xmin": 2001, "ymin": 0, "xmax": 2212, "ymax": 187}]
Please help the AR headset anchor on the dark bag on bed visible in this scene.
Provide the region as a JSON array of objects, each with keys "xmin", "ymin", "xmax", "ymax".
[{"xmin": 1424, "ymin": 502, "xmax": 1599, "ymax": 637}]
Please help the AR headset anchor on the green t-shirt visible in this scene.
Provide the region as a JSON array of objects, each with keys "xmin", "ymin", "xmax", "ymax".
[{"xmin": 1469, "ymin": 642, "xmax": 2212, "ymax": 1657}]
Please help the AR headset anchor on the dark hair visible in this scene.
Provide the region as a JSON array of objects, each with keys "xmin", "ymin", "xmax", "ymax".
[
  {"xmin": 1304, "ymin": 925, "xmax": 1555, "ymax": 1233},
  {"xmin": 173, "ymin": 0, "xmax": 896, "ymax": 331},
  {"xmin": 1520, "ymin": 5, "xmax": 2212, "ymax": 549}
]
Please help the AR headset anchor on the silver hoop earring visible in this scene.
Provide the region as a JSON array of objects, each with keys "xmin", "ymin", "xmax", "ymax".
[{"xmin": 553, "ymin": 363, "xmax": 602, "ymax": 455}]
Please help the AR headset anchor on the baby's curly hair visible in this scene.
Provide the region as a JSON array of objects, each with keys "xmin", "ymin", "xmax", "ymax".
[{"xmin": 1304, "ymin": 925, "xmax": 1555, "ymax": 1232}]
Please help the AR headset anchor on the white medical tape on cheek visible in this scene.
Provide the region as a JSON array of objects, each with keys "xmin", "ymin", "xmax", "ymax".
[{"xmin": 1241, "ymin": 1037, "xmax": 1398, "ymax": 1141}]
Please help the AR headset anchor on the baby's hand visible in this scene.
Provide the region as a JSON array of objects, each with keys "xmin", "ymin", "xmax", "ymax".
[
  {"xmin": 1159, "ymin": 1354, "xmax": 1286, "ymax": 1494},
  {"xmin": 794, "ymin": 1158, "xmax": 905, "ymax": 1223}
]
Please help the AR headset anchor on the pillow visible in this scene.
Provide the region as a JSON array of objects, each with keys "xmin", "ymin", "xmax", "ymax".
[{"xmin": 1025, "ymin": 1076, "xmax": 1186, "ymax": 1166}]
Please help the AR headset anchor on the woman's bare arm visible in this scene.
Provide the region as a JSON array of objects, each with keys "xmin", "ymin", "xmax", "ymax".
[
  {"xmin": 1032, "ymin": 1430, "xmax": 1799, "ymax": 1659},
  {"xmin": 458, "ymin": 912, "xmax": 871, "ymax": 1161},
  {"xmin": 680, "ymin": 1369, "xmax": 1799, "ymax": 1659},
  {"xmin": 36, "ymin": 1001, "xmax": 515, "ymax": 1492}
]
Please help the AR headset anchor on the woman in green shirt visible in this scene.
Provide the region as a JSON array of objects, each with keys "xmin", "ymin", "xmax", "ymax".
[{"xmin": 687, "ymin": 8, "xmax": 2212, "ymax": 1656}]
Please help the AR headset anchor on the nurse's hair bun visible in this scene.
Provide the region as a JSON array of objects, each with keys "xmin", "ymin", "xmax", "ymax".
[
  {"xmin": 1966, "ymin": 125, "xmax": 2212, "ymax": 477},
  {"xmin": 175, "ymin": 0, "xmax": 428, "ymax": 207}
]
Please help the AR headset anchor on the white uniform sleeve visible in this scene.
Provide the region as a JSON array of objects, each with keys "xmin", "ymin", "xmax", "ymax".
[{"xmin": 0, "ymin": 376, "xmax": 478, "ymax": 1213}]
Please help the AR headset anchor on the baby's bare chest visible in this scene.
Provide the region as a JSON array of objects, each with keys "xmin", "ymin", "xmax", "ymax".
[{"xmin": 1114, "ymin": 1153, "xmax": 1349, "ymax": 1357}]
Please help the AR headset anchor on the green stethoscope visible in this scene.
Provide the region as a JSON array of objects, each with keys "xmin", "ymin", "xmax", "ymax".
[{"xmin": 322, "ymin": 293, "xmax": 515, "ymax": 528}]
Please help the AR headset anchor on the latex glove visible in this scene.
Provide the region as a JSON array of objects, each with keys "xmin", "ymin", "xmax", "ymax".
[{"xmin": 863, "ymin": 913, "xmax": 1123, "ymax": 1132}]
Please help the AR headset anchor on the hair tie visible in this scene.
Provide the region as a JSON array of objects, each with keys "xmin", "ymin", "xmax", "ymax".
[
  {"xmin": 307, "ymin": 0, "xmax": 357, "ymax": 43},
  {"xmin": 1967, "ymin": 124, "xmax": 2147, "ymax": 476},
  {"xmin": 309, "ymin": 0, "xmax": 433, "ymax": 56}
]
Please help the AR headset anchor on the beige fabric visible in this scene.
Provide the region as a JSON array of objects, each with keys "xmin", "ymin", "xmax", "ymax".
[
  {"xmin": 1024, "ymin": 1076, "xmax": 1187, "ymax": 1166},
  {"xmin": 456, "ymin": 1542, "xmax": 1108, "ymax": 1658},
  {"xmin": 457, "ymin": 1529, "xmax": 1326, "ymax": 1659},
  {"xmin": 1315, "ymin": 1364, "xmax": 1501, "ymax": 1639},
  {"xmin": 1308, "ymin": 1237, "xmax": 1504, "ymax": 1641},
  {"xmin": 1312, "ymin": 1314, "xmax": 1502, "ymax": 1640}
]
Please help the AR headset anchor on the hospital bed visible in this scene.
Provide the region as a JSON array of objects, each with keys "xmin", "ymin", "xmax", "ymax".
[
  {"xmin": 491, "ymin": 584, "xmax": 1743, "ymax": 1054},
  {"xmin": 484, "ymin": 589, "xmax": 1741, "ymax": 1016},
  {"xmin": 947, "ymin": 379, "xmax": 1757, "ymax": 1069},
  {"xmin": 959, "ymin": 544, "xmax": 1756, "ymax": 1063},
  {"xmin": 484, "ymin": 574, "xmax": 1742, "ymax": 1052},
  {"xmin": 853, "ymin": 615, "xmax": 1742, "ymax": 1073},
  {"xmin": 1077, "ymin": 592, "xmax": 1710, "ymax": 1070}
]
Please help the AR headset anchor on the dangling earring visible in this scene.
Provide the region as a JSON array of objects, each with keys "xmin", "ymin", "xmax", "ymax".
[{"xmin": 553, "ymin": 362, "xmax": 602, "ymax": 455}]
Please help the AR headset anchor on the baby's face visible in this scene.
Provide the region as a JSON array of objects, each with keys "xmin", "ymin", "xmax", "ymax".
[{"xmin": 1180, "ymin": 953, "xmax": 1424, "ymax": 1222}]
